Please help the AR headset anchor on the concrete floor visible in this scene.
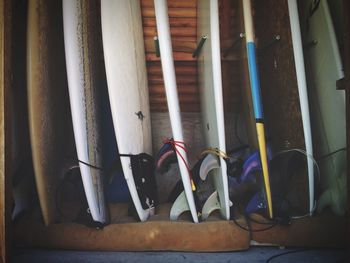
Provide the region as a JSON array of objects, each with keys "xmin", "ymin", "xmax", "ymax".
[{"xmin": 12, "ymin": 247, "xmax": 347, "ymax": 263}]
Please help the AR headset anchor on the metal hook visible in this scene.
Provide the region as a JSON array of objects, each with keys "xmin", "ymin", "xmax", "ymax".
[
  {"xmin": 154, "ymin": 36, "xmax": 160, "ymax": 57},
  {"xmin": 222, "ymin": 32, "xmax": 245, "ymax": 58},
  {"xmin": 192, "ymin": 35, "xmax": 208, "ymax": 58},
  {"xmin": 303, "ymin": 39, "xmax": 318, "ymax": 49},
  {"xmin": 259, "ymin": 34, "xmax": 281, "ymax": 52}
]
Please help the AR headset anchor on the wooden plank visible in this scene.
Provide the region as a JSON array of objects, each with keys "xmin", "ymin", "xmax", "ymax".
[
  {"xmin": 149, "ymin": 85, "xmax": 198, "ymax": 96},
  {"xmin": 13, "ymin": 210, "xmax": 250, "ymax": 252},
  {"xmin": 151, "ymin": 95, "xmax": 198, "ymax": 104},
  {"xmin": 250, "ymin": 214, "xmax": 347, "ymax": 248},
  {"xmin": 151, "ymin": 104, "xmax": 200, "ymax": 112},
  {"xmin": 0, "ymin": 0, "xmax": 11, "ymax": 262},
  {"xmin": 143, "ymin": 26, "xmax": 196, "ymax": 37},
  {"xmin": 141, "ymin": 0, "xmax": 197, "ymax": 8},
  {"xmin": 144, "ymin": 38, "xmax": 196, "ymax": 54},
  {"xmin": 148, "ymin": 75, "xmax": 197, "ymax": 85},
  {"xmin": 146, "ymin": 52, "xmax": 196, "ymax": 61},
  {"xmin": 254, "ymin": 0, "xmax": 305, "ymax": 151},
  {"xmin": 142, "ymin": 17, "xmax": 196, "ymax": 28},
  {"xmin": 142, "ymin": 7, "xmax": 196, "ymax": 18},
  {"xmin": 147, "ymin": 62, "xmax": 197, "ymax": 76}
]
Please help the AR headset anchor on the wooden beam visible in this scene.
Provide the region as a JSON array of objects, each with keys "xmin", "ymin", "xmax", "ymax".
[
  {"xmin": 0, "ymin": 0, "xmax": 11, "ymax": 262},
  {"xmin": 250, "ymin": 214, "xmax": 347, "ymax": 248},
  {"xmin": 142, "ymin": 17, "xmax": 196, "ymax": 28},
  {"xmin": 144, "ymin": 38, "xmax": 196, "ymax": 54},
  {"xmin": 13, "ymin": 217, "xmax": 250, "ymax": 252},
  {"xmin": 141, "ymin": 0, "xmax": 197, "ymax": 9},
  {"xmin": 142, "ymin": 7, "xmax": 196, "ymax": 18},
  {"xmin": 143, "ymin": 26, "xmax": 196, "ymax": 38}
]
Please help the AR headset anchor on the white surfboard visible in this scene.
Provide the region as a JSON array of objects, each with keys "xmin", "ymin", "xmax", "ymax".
[
  {"xmin": 197, "ymin": 0, "xmax": 230, "ymax": 220},
  {"xmin": 301, "ymin": 0, "xmax": 346, "ymax": 215},
  {"xmin": 101, "ymin": 0, "xmax": 154, "ymax": 222},
  {"xmin": 154, "ymin": 0, "xmax": 199, "ymax": 223},
  {"xmin": 63, "ymin": 0, "xmax": 107, "ymax": 224},
  {"xmin": 287, "ymin": 0, "xmax": 315, "ymax": 215}
]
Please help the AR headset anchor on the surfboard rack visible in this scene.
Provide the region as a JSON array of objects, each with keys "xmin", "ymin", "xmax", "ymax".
[
  {"xmin": 222, "ymin": 32, "xmax": 245, "ymax": 58},
  {"xmin": 192, "ymin": 35, "xmax": 207, "ymax": 58}
]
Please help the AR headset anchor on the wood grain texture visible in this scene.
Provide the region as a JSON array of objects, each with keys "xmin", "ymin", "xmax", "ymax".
[
  {"xmin": 254, "ymin": 0, "xmax": 305, "ymax": 151},
  {"xmin": 142, "ymin": 0, "xmax": 199, "ymax": 112},
  {"xmin": 251, "ymin": 213, "xmax": 346, "ymax": 248},
  {"xmin": 0, "ymin": 0, "xmax": 12, "ymax": 261},
  {"xmin": 141, "ymin": 0, "xmax": 196, "ymax": 9},
  {"xmin": 13, "ymin": 205, "xmax": 250, "ymax": 252},
  {"xmin": 253, "ymin": 0, "xmax": 309, "ymax": 212},
  {"xmin": 219, "ymin": 0, "xmax": 254, "ymax": 150}
]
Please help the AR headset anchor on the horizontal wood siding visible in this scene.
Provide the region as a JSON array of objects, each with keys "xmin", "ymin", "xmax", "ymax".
[{"xmin": 141, "ymin": 0, "xmax": 199, "ymax": 112}]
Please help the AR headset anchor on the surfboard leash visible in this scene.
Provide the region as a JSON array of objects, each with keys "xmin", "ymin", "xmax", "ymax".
[
  {"xmin": 163, "ymin": 138, "xmax": 196, "ymax": 191},
  {"xmin": 200, "ymin": 147, "xmax": 229, "ymax": 160}
]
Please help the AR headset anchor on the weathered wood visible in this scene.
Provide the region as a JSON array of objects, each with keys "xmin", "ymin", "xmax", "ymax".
[
  {"xmin": 147, "ymin": 62, "xmax": 197, "ymax": 75},
  {"xmin": 141, "ymin": 0, "xmax": 197, "ymax": 9},
  {"xmin": 254, "ymin": 0, "xmax": 305, "ymax": 151},
  {"xmin": 151, "ymin": 95, "xmax": 198, "ymax": 104},
  {"xmin": 142, "ymin": 7, "xmax": 196, "ymax": 18},
  {"xmin": 251, "ymin": 214, "xmax": 347, "ymax": 248},
  {"xmin": 150, "ymin": 104, "xmax": 199, "ymax": 113},
  {"xmin": 0, "ymin": 0, "xmax": 11, "ymax": 262},
  {"xmin": 13, "ymin": 219, "xmax": 249, "ymax": 252},
  {"xmin": 143, "ymin": 26, "xmax": 196, "ymax": 37},
  {"xmin": 144, "ymin": 38, "xmax": 196, "ymax": 54},
  {"xmin": 141, "ymin": 0, "xmax": 198, "ymax": 112},
  {"xmin": 143, "ymin": 17, "xmax": 196, "ymax": 28},
  {"xmin": 148, "ymin": 75, "xmax": 197, "ymax": 85},
  {"xmin": 149, "ymin": 86, "xmax": 198, "ymax": 96},
  {"xmin": 146, "ymin": 52, "xmax": 196, "ymax": 62}
]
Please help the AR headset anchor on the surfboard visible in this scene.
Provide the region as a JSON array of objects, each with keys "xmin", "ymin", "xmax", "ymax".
[
  {"xmin": 63, "ymin": 0, "xmax": 107, "ymax": 224},
  {"xmin": 300, "ymin": 0, "xmax": 346, "ymax": 215},
  {"xmin": 197, "ymin": 0, "xmax": 230, "ymax": 220},
  {"xmin": 242, "ymin": 0, "xmax": 273, "ymax": 218},
  {"xmin": 287, "ymin": 0, "xmax": 315, "ymax": 215},
  {"xmin": 27, "ymin": 0, "xmax": 75, "ymax": 225},
  {"xmin": 101, "ymin": 0, "xmax": 155, "ymax": 222},
  {"xmin": 154, "ymin": 0, "xmax": 199, "ymax": 223}
]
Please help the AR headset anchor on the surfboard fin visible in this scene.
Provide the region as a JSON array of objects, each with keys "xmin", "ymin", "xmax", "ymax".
[
  {"xmin": 201, "ymin": 191, "xmax": 221, "ymax": 220},
  {"xmin": 199, "ymin": 153, "xmax": 220, "ymax": 181},
  {"xmin": 170, "ymin": 191, "xmax": 192, "ymax": 220},
  {"xmin": 198, "ymin": 153, "xmax": 225, "ymax": 220}
]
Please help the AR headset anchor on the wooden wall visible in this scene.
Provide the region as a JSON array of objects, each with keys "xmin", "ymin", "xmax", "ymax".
[
  {"xmin": 140, "ymin": 0, "xmax": 199, "ymax": 112},
  {"xmin": 254, "ymin": 0, "xmax": 305, "ymax": 151},
  {"xmin": 0, "ymin": 0, "xmax": 11, "ymax": 262}
]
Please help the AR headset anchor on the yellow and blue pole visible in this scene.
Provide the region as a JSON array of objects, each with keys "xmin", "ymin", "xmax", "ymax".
[{"xmin": 242, "ymin": 0, "xmax": 273, "ymax": 218}]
